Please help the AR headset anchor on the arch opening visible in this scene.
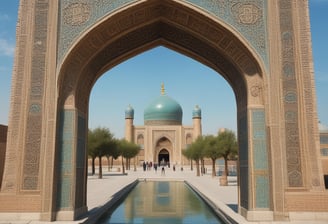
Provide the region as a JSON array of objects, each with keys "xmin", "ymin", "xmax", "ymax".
[
  {"xmin": 55, "ymin": 0, "xmax": 267, "ymax": 221},
  {"xmin": 158, "ymin": 149, "xmax": 170, "ymax": 167}
]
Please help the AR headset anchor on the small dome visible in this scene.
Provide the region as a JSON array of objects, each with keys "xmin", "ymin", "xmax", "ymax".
[
  {"xmin": 144, "ymin": 95, "xmax": 183, "ymax": 125},
  {"xmin": 192, "ymin": 105, "xmax": 201, "ymax": 118},
  {"xmin": 125, "ymin": 104, "xmax": 134, "ymax": 119}
]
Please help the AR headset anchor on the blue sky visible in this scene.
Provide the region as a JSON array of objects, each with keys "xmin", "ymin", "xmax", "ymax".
[{"xmin": 0, "ymin": 1, "xmax": 327, "ymax": 139}]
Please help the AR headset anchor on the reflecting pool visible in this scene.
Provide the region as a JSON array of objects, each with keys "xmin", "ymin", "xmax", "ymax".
[{"xmin": 99, "ymin": 181, "xmax": 224, "ymax": 224}]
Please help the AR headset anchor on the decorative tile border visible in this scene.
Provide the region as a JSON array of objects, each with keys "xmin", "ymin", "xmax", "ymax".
[{"xmin": 57, "ymin": 0, "xmax": 268, "ymax": 69}]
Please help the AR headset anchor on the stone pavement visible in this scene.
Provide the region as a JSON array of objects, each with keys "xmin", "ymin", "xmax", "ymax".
[{"xmin": 0, "ymin": 166, "xmax": 327, "ymax": 224}]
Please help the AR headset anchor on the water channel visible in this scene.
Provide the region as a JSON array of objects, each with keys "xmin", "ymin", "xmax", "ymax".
[{"xmin": 98, "ymin": 181, "xmax": 225, "ymax": 224}]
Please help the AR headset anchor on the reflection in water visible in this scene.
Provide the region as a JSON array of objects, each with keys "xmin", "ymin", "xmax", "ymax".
[{"xmin": 99, "ymin": 181, "xmax": 223, "ymax": 224}]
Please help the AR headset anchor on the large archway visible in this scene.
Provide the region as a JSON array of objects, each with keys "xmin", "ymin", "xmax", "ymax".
[
  {"xmin": 0, "ymin": 0, "xmax": 326, "ymax": 222},
  {"xmin": 56, "ymin": 1, "xmax": 266, "ymax": 220}
]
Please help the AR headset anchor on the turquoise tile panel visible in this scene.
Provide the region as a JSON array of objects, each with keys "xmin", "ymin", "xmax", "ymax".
[
  {"xmin": 57, "ymin": 176, "xmax": 72, "ymax": 209},
  {"xmin": 255, "ymin": 175, "xmax": 270, "ymax": 208},
  {"xmin": 252, "ymin": 110, "xmax": 268, "ymax": 170},
  {"xmin": 57, "ymin": 109, "xmax": 75, "ymax": 209},
  {"xmin": 252, "ymin": 109, "xmax": 270, "ymax": 208}
]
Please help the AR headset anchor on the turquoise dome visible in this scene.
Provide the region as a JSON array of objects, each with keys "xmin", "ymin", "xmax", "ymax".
[
  {"xmin": 192, "ymin": 105, "xmax": 201, "ymax": 118},
  {"xmin": 144, "ymin": 95, "xmax": 183, "ymax": 125},
  {"xmin": 125, "ymin": 104, "xmax": 134, "ymax": 119}
]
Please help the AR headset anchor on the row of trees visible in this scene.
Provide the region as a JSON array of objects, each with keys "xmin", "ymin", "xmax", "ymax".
[
  {"xmin": 88, "ymin": 127, "xmax": 141, "ymax": 179},
  {"xmin": 182, "ymin": 129, "xmax": 238, "ymax": 181}
]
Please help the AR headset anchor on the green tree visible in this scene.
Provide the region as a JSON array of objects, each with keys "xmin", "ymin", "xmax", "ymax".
[
  {"xmin": 183, "ymin": 136, "xmax": 205, "ymax": 176},
  {"xmin": 118, "ymin": 139, "xmax": 141, "ymax": 174},
  {"xmin": 203, "ymin": 135, "xmax": 221, "ymax": 177},
  {"xmin": 87, "ymin": 127, "xmax": 115, "ymax": 179},
  {"xmin": 182, "ymin": 147, "xmax": 193, "ymax": 171},
  {"xmin": 216, "ymin": 129, "xmax": 238, "ymax": 185},
  {"xmin": 106, "ymin": 138, "xmax": 120, "ymax": 171},
  {"xmin": 88, "ymin": 129, "xmax": 97, "ymax": 175}
]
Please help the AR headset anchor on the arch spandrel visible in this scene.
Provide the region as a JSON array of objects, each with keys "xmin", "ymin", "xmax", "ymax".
[
  {"xmin": 58, "ymin": 0, "xmax": 267, "ymax": 113},
  {"xmin": 58, "ymin": 0, "xmax": 268, "ymax": 70}
]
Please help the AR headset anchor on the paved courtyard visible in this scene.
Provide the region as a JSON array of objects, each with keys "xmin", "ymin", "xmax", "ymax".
[{"xmin": 0, "ymin": 166, "xmax": 327, "ymax": 224}]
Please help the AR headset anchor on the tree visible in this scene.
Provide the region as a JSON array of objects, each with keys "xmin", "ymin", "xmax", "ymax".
[
  {"xmin": 88, "ymin": 129, "xmax": 98, "ymax": 175},
  {"xmin": 118, "ymin": 139, "xmax": 141, "ymax": 174},
  {"xmin": 106, "ymin": 138, "xmax": 120, "ymax": 171},
  {"xmin": 216, "ymin": 129, "xmax": 238, "ymax": 185},
  {"xmin": 182, "ymin": 147, "xmax": 193, "ymax": 170},
  {"xmin": 203, "ymin": 135, "xmax": 221, "ymax": 177},
  {"xmin": 183, "ymin": 136, "xmax": 205, "ymax": 176},
  {"xmin": 87, "ymin": 127, "xmax": 116, "ymax": 179}
]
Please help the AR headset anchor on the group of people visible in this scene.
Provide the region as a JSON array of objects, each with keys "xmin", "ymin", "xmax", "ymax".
[
  {"xmin": 142, "ymin": 161, "xmax": 166, "ymax": 175},
  {"xmin": 142, "ymin": 161, "xmax": 153, "ymax": 171},
  {"xmin": 142, "ymin": 161, "xmax": 183, "ymax": 175}
]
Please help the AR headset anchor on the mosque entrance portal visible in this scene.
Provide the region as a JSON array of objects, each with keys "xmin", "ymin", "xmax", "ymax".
[
  {"xmin": 0, "ymin": 0, "xmax": 326, "ymax": 222},
  {"xmin": 158, "ymin": 149, "xmax": 170, "ymax": 166}
]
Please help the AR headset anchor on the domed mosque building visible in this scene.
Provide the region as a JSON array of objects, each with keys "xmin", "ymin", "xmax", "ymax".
[{"xmin": 125, "ymin": 84, "xmax": 202, "ymax": 166}]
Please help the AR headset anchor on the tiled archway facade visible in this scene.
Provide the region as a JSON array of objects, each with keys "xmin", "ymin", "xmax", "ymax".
[{"xmin": 0, "ymin": 0, "xmax": 327, "ymax": 222}]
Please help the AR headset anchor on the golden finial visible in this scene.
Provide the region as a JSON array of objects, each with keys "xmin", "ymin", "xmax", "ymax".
[{"xmin": 161, "ymin": 82, "xmax": 165, "ymax": 95}]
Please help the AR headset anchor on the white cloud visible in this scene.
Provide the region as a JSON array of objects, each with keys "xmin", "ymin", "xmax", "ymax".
[{"xmin": 0, "ymin": 38, "xmax": 15, "ymax": 57}]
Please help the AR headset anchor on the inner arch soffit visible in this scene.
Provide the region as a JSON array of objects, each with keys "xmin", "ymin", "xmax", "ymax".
[{"xmin": 57, "ymin": 0, "xmax": 265, "ymax": 111}]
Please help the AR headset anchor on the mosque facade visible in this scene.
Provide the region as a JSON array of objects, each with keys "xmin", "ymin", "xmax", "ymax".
[{"xmin": 125, "ymin": 85, "xmax": 201, "ymax": 167}]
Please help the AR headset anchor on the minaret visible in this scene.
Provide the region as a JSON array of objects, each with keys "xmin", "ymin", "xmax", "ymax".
[
  {"xmin": 125, "ymin": 104, "xmax": 134, "ymax": 142},
  {"xmin": 161, "ymin": 82, "xmax": 165, "ymax": 95},
  {"xmin": 192, "ymin": 105, "xmax": 202, "ymax": 139}
]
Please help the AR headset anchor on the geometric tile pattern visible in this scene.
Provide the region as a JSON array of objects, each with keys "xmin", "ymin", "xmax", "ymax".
[
  {"xmin": 56, "ymin": 110, "xmax": 74, "ymax": 209},
  {"xmin": 58, "ymin": 0, "xmax": 268, "ymax": 69},
  {"xmin": 22, "ymin": 0, "xmax": 49, "ymax": 191},
  {"xmin": 278, "ymin": 0, "xmax": 303, "ymax": 187},
  {"xmin": 252, "ymin": 109, "xmax": 270, "ymax": 208}
]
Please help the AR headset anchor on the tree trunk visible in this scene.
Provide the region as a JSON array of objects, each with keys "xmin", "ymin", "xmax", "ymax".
[
  {"xmin": 92, "ymin": 157, "xmax": 95, "ymax": 175},
  {"xmin": 201, "ymin": 159, "xmax": 205, "ymax": 175},
  {"xmin": 98, "ymin": 156, "xmax": 103, "ymax": 179},
  {"xmin": 190, "ymin": 159, "xmax": 193, "ymax": 171},
  {"xmin": 219, "ymin": 157, "xmax": 229, "ymax": 186},
  {"xmin": 107, "ymin": 155, "xmax": 110, "ymax": 171},
  {"xmin": 196, "ymin": 160, "xmax": 200, "ymax": 176},
  {"xmin": 134, "ymin": 157, "xmax": 137, "ymax": 171},
  {"xmin": 111, "ymin": 156, "xmax": 114, "ymax": 169},
  {"xmin": 224, "ymin": 157, "xmax": 229, "ymax": 177},
  {"xmin": 121, "ymin": 156, "xmax": 125, "ymax": 174},
  {"xmin": 211, "ymin": 158, "xmax": 216, "ymax": 177},
  {"xmin": 126, "ymin": 158, "xmax": 129, "ymax": 170}
]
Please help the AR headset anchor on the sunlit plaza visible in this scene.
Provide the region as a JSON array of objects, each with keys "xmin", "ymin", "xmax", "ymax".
[{"xmin": 1, "ymin": 0, "xmax": 328, "ymax": 223}]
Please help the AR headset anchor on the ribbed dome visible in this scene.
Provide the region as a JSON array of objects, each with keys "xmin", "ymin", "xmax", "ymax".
[{"xmin": 144, "ymin": 95, "xmax": 183, "ymax": 125}]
